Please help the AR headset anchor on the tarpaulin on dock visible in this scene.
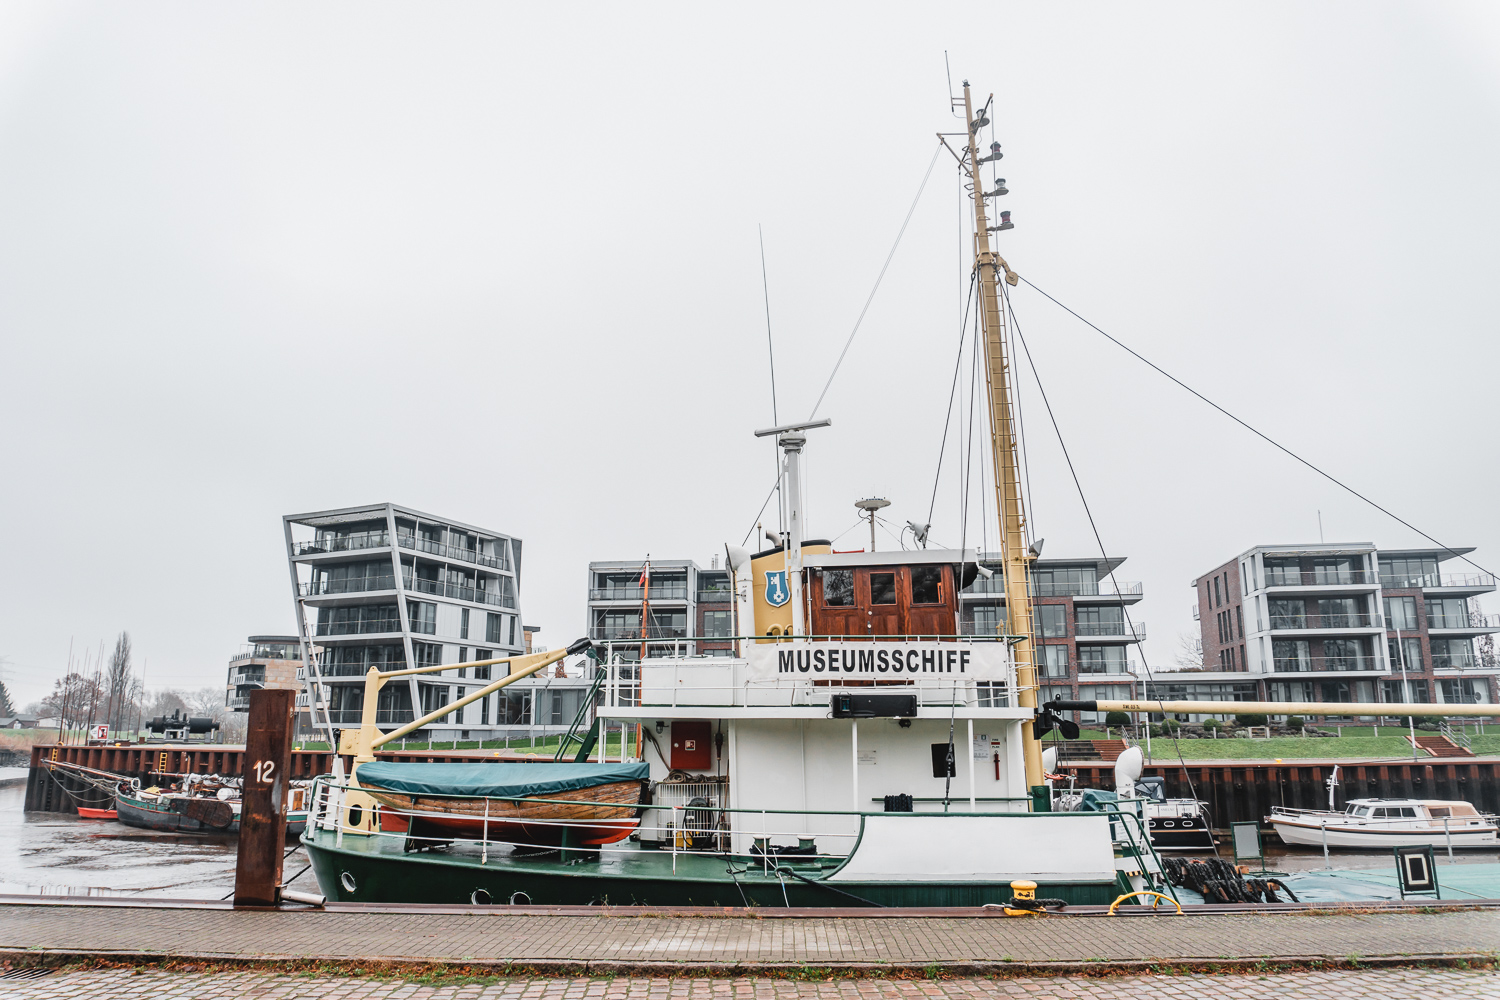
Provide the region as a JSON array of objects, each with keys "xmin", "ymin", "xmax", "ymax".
[{"xmin": 355, "ymin": 761, "xmax": 648, "ymax": 799}]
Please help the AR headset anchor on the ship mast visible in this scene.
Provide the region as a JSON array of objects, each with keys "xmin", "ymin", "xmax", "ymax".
[{"xmin": 958, "ymin": 82, "xmax": 1044, "ymax": 801}]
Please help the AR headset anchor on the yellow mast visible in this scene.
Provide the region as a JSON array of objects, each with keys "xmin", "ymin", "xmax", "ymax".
[{"xmin": 959, "ymin": 83, "xmax": 1044, "ymax": 800}]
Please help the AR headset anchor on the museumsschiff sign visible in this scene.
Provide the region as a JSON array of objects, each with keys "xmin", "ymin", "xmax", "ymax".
[{"xmin": 744, "ymin": 642, "xmax": 1010, "ymax": 682}]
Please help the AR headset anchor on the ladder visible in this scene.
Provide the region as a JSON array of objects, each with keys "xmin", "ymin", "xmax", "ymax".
[
  {"xmin": 553, "ymin": 660, "xmax": 609, "ymax": 763},
  {"xmin": 297, "ymin": 603, "xmax": 335, "ymax": 743}
]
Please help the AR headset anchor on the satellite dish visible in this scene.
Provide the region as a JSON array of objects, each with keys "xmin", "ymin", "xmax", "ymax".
[{"xmin": 1114, "ymin": 745, "xmax": 1145, "ymax": 799}]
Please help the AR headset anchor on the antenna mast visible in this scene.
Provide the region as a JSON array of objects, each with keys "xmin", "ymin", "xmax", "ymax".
[{"xmin": 958, "ymin": 82, "xmax": 1044, "ymax": 801}]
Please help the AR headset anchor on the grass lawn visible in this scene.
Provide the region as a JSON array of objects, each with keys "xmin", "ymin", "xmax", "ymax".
[{"xmin": 1139, "ymin": 736, "xmax": 1427, "ymax": 761}]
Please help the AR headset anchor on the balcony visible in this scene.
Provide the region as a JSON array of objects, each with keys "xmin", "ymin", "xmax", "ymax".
[
  {"xmin": 697, "ymin": 588, "xmax": 734, "ymax": 603},
  {"xmin": 1269, "ymin": 612, "xmax": 1382, "ymax": 631},
  {"xmin": 228, "ymin": 665, "xmax": 266, "ymax": 684},
  {"xmin": 1433, "ymin": 654, "xmax": 1481, "ymax": 671},
  {"xmin": 402, "ymin": 576, "xmax": 516, "ymax": 608},
  {"xmin": 589, "ymin": 624, "xmax": 690, "ymax": 641},
  {"xmin": 1077, "ymin": 661, "xmax": 1139, "ymax": 675},
  {"xmin": 228, "ymin": 645, "xmax": 301, "ymax": 664},
  {"xmin": 1074, "ymin": 621, "xmax": 1147, "ymax": 640},
  {"xmin": 301, "ymin": 576, "xmax": 396, "ymax": 597},
  {"xmin": 1381, "ymin": 573, "xmax": 1497, "ymax": 591},
  {"xmin": 1272, "ymin": 656, "xmax": 1381, "ymax": 672},
  {"xmin": 1263, "ymin": 569, "xmax": 1377, "ymax": 588},
  {"xmin": 293, "ymin": 530, "xmax": 392, "ymax": 556},
  {"xmin": 1425, "ymin": 612, "xmax": 1500, "ymax": 633},
  {"xmin": 323, "ymin": 709, "xmax": 417, "ymax": 726},
  {"xmin": 589, "ymin": 586, "xmax": 690, "ymax": 602},
  {"xmin": 960, "ymin": 579, "xmax": 1143, "ymax": 599},
  {"xmin": 323, "ymin": 661, "xmax": 411, "ymax": 677},
  {"xmin": 397, "ymin": 533, "xmax": 506, "ymax": 570},
  {"xmin": 315, "ymin": 618, "xmax": 403, "ymax": 637}
]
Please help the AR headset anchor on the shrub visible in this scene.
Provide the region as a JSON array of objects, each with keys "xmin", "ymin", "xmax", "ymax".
[
  {"xmin": 1235, "ymin": 713, "xmax": 1268, "ymax": 727},
  {"xmin": 1417, "ymin": 721, "xmax": 1440, "ymax": 731},
  {"xmin": 1104, "ymin": 711, "xmax": 1131, "ymax": 728},
  {"xmin": 1285, "ymin": 716, "xmax": 1305, "ymax": 731},
  {"xmin": 1201, "ymin": 719, "xmax": 1223, "ymax": 731}
]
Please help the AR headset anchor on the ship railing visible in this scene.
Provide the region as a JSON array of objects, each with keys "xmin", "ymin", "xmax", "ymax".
[
  {"xmin": 608, "ymin": 672, "xmax": 1015, "ymax": 710},
  {"xmin": 305, "ymin": 776, "xmax": 1121, "ymax": 878},
  {"xmin": 1268, "ymin": 805, "xmax": 1489, "ymax": 828}
]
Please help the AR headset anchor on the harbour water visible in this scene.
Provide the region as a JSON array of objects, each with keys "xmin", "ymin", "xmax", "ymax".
[{"xmin": 5, "ymin": 780, "xmax": 1500, "ymax": 902}]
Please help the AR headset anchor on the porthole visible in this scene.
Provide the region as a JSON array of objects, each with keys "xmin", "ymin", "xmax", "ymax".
[
  {"xmin": 348, "ymin": 803, "xmax": 364, "ymax": 827},
  {"xmin": 510, "ymin": 891, "xmax": 531, "ymax": 905},
  {"xmin": 471, "ymin": 889, "xmax": 492, "ymax": 905},
  {"xmin": 340, "ymin": 871, "xmax": 357, "ymax": 893},
  {"xmin": 1162, "ymin": 821, "xmax": 1176, "ymax": 828}
]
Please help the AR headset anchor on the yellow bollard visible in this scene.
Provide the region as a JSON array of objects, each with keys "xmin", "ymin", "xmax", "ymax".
[{"xmin": 1004, "ymin": 879, "xmax": 1043, "ymax": 917}]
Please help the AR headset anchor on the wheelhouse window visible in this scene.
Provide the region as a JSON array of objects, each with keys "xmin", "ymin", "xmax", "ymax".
[
  {"xmin": 911, "ymin": 567, "xmax": 942, "ymax": 604},
  {"xmin": 869, "ymin": 573, "xmax": 897, "ymax": 605},
  {"xmin": 823, "ymin": 569, "xmax": 854, "ymax": 606}
]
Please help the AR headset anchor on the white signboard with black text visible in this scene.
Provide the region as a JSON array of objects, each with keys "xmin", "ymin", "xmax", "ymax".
[{"xmin": 744, "ymin": 642, "xmax": 1010, "ymax": 683}]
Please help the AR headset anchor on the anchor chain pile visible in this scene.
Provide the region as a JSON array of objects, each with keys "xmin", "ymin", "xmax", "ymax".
[{"xmin": 1161, "ymin": 856, "xmax": 1300, "ymax": 904}]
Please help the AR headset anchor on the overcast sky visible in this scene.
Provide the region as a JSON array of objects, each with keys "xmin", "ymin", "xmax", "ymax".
[{"xmin": 3, "ymin": 3, "xmax": 1498, "ymax": 708}]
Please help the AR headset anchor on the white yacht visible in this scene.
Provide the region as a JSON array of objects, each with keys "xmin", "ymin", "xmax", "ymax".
[{"xmin": 1269, "ymin": 798, "xmax": 1498, "ymax": 849}]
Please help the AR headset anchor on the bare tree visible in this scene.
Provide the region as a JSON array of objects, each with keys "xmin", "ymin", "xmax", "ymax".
[
  {"xmin": 143, "ymin": 689, "xmax": 189, "ymax": 720},
  {"xmin": 41, "ymin": 673, "xmax": 102, "ymax": 734},
  {"xmin": 187, "ymin": 687, "xmax": 228, "ymax": 721},
  {"xmin": 103, "ymin": 632, "xmax": 135, "ymax": 732},
  {"xmin": 1173, "ymin": 631, "xmax": 1205, "ymax": 670}
]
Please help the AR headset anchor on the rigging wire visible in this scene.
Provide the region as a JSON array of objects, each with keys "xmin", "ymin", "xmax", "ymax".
[
  {"xmin": 758, "ymin": 225, "xmax": 785, "ymax": 538},
  {"xmin": 1018, "ymin": 277, "xmax": 1495, "ymax": 580},
  {"xmin": 1001, "ymin": 284, "xmax": 1202, "ymax": 804},
  {"xmin": 928, "ymin": 273, "xmax": 979, "ymax": 526},
  {"xmin": 740, "ymin": 475, "xmax": 783, "ymax": 547},
  {"xmin": 808, "ymin": 145, "xmax": 944, "ymax": 419}
]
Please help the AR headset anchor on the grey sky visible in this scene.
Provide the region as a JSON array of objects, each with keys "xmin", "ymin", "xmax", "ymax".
[{"xmin": 3, "ymin": 3, "xmax": 1498, "ymax": 707}]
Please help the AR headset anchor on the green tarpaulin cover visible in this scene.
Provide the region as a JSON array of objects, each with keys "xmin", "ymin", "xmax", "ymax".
[{"xmin": 356, "ymin": 761, "xmax": 648, "ymax": 799}]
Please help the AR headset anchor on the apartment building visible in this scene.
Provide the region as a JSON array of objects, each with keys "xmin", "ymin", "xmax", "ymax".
[
  {"xmin": 586, "ymin": 557, "xmax": 735, "ymax": 661},
  {"xmin": 284, "ymin": 503, "xmax": 527, "ymax": 741},
  {"xmin": 225, "ymin": 635, "xmax": 305, "ymax": 711},
  {"xmin": 960, "ymin": 555, "xmax": 1145, "ymax": 723},
  {"xmin": 1186, "ymin": 543, "xmax": 1500, "ymax": 720}
]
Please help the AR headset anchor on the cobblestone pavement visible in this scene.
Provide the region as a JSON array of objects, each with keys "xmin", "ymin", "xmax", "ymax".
[
  {"xmin": 0, "ymin": 968, "xmax": 1497, "ymax": 1000},
  {"xmin": 3, "ymin": 903, "xmax": 1499, "ymax": 968}
]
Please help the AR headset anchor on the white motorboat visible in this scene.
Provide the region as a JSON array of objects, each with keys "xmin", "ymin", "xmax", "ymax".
[{"xmin": 1269, "ymin": 798, "xmax": 1499, "ymax": 849}]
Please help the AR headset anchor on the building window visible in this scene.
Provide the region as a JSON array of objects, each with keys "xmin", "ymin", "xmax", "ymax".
[
  {"xmin": 316, "ymin": 604, "xmax": 401, "ymax": 637},
  {"xmin": 1311, "ymin": 557, "xmax": 1358, "ymax": 585},
  {"xmin": 963, "ymin": 604, "xmax": 1007, "ymax": 636},
  {"xmin": 1272, "ymin": 639, "xmax": 1310, "ymax": 672},
  {"xmin": 1032, "ymin": 566, "xmax": 1096, "ymax": 597},
  {"xmin": 1039, "ymin": 644, "xmax": 1069, "ymax": 678},
  {"xmin": 702, "ymin": 610, "xmax": 733, "ymax": 638},
  {"xmin": 1431, "ymin": 638, "xmax": 1476, "ymax": 670},
  {"xmin": 1319, "ymin": 681, "xmax": 1352, "ymax": 704},
  {"xmin": 457, "ymin": 648, "xmax": 468, "ymax": 676},
  {"xmin": 1321, "ymin": 637, "xmax": 1369, "ymax": 670},
  {"xmin": 480, "ymin": 694, "xmax": 489, "ymax": 725},
  {"xmin": 1386, "ymin": 637, "xmax": 1421, "ymax": 672},
  {"xmin": 1440, "ymin": 678, "xmax": 1489, "ymax": 704},
  {"xmin": 1427, "ymin": 597, "xmax": 1470, "ymax": 630},
  {"xmin": 1214, "ymin": 577, "xmax": 1222, "ymax": 607},
  {"xmin": 1074, "ymin": 605, "xmax": 1122, "ymax": 637},
  {"xmin": 413, "ymin": 642, "xmax": 443, "ymax": 667},
  {"xmin": 823, "ymin": 570, "xmax": 854, "ymax": 606},
  {"xmin": 406, "ymin": 601, "xmax": 437, "ymax": 635},
  {"xmin": 474, "ymin": 649, "xmax": 492, "ymax": 680},
  {"xmin": 1076, "ymin": 645, "xmax": 1125, "ymax": 674},
  {"xmin": 1380, "ymin": 557, "xmax": 1439, "ymax": 589},
  {"xmin": 1236, "ymin": 606, "xmax": 1244, "ymax": 639},
  {"xmin": 486, "ymin": 612, "xmax": 504, "ymax": 644},
  {"xmin": 1315, "ymin": 597, "xmax": 1363, "ymax": 628},
  {"xmin": 1384, "ymin": 596, "xmax": 1418, "ymax": 632},
  {"xmin": 1268, "ymin": 599, "xmax": 1305, "ymax": 629},
  {"xmin": 911, "ymin": 567, "xmax": 942, "ymax": 604},
  {"xmin": 420, "ymin": 684, "xmax": 450, "ymax": 714},
  {"xmin": 869, "ymin": 573, "xmax": 897, "ymax": 605},
  {"xmin": 1263, "ymin": 558, "xmax": 1300, "ymax": 587},
  {"xmin": 1036, "ymin": 604, "xmax": 1067, "ymax": 638},
  {"xmin": 460, "ymin": 608, "xmax": 470, "ymax": 640},
  {"xmin": 509, "ymin": 616, "xmax": 517, "ymax": 646}
]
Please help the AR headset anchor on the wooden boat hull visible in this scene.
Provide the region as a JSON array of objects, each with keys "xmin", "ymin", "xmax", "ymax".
[
  {"xmin": 76, "ymin": 807, "xmax": 117, "ymax": 820},
  {"xmin": 116, "ymin": 793, "xmax": 308, "ymax": 836},
  {"xmin": 360, "ymin": 778, "xmax": 643, "ymax": 847}
]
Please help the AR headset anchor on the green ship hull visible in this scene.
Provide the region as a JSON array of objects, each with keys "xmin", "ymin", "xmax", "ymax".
[{"xmin": 302, "ymin": 827, "xmax": 1129, "ymax": 908}]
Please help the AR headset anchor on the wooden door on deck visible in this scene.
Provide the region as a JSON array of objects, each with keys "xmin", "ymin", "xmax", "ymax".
[{"xmin": 811, "ymin": 568, "xmax": 862, "ymax": 636}]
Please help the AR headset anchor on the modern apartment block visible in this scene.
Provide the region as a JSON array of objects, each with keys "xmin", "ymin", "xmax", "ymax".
[
  {"xmin": 1185, "ymin": 543, "xmax": 1500, "ymax": 720},
  {"xmin": 225, "ymin": 636, "xmax": 307, "ymax": 725},
  {"xmin": 284, "ymin": 504, "xmax": 527, "ymax": 741},
  {"xmin": 959, "ymin": 554, "xmax": 1146, "ymax": 723},
  {"xmin": 586, "ymin": 557, "xmax": 735, "ymax": 661}
]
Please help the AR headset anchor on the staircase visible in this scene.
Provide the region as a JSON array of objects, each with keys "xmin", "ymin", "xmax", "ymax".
[
  {"xmin": 1411, "ymin": 734, "xmax": 1474, "ymax": 758},
  {"xmin": 1090, "ymin": 739, "xmax": 1129, "ymax": 762}
]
